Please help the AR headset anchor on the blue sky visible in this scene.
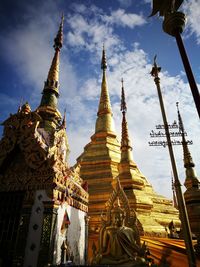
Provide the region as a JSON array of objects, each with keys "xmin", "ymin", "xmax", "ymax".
[{"xmin": 0, "ymin": 0, "xmax": 200, "ymax": 198}]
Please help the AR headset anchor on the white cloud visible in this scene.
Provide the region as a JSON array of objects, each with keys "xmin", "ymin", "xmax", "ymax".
[
  {"xmin": 104, "ymin": 9, "xmax": 146, "ymax": 28},
  {"xmin": 117, "ymin": 0, "xmax": 133, "ymax": 8},
  {"xmin": 66, "ymin": 12, "xmax": 122, "ymax": 54},
  {"xmin": 70, "ymin": 3, "xmax": 88, "ymax": 14},
  {"xmin": 183, "ymin": 0, "xmax": 200, "ymax": 44},
  {"xmin": 66, "ymin": 5, "xmax": 146, "ymax": 54}
]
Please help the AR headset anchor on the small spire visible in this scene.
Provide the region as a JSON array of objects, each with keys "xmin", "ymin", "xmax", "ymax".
[
  {"xmin": 176, "ymin": 103, "xmax": 199, "ymax": 189},
  {"xmin": 150, "ymin": 55, "xmax": 161, "ymax": 78},
  {"xmin": 121, "ymin": 78, "xmax": 127, "ymax": 113},
  {"xmin": 120, "ymin": 79, "xmax": 132, "ymax": 159},
  {"xmin": 176, "ymin": 102, "xmax": 194, "ymax": 168},
  {"xmin": 101, "ymin": 44, "xmax": 107, "ymax": 70},
  {"xmin": 54, "ymin": 14, "xmax": 64, "ymax": 51},
  {"xmin": 176, "ymin": 102, "xmax": 185, "ymax": 134},
  {"xmin": 171, "ymin": 172, "xmax": 178, "ymax": 209},
  {"xmin": 61, "ymin": 108, "xmax": 66, "ymax": 129},
  {"xmin": 17, "ymin": 97, "xmax": 24, "ymax": 113}
]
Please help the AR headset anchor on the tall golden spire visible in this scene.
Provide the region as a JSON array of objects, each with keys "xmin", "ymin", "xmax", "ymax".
[
  {"xmin": 38, "ymin": 15, "xmax": 64, "ymax": 128},
  {"xmin": 176, "ymin": 102, "xmax": 199, "ymax": 189},
  {"xmin": 43, "ymin": 14, "xmax": 64, "ymax": 99},
  {"xmin": 95, "ymin": 45, "xmax": 115, "ymax": 133},
  {"xmin": 120, "ymin": 79, "xmax": 134, "ymax": 163}
]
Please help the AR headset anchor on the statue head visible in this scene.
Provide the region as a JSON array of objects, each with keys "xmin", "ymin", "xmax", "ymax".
[{"xmin": 111, "ymin": 200, "xmax": 124, "ymax": 227}]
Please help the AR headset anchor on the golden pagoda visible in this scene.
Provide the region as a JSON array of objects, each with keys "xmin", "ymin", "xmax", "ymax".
[
  {"xmin": 76, "ymin": 48, "xmax": 180, "ymax": 260},
  {"xmin": 0, "ymin": 16, "xmax": 88, "ymax": 267}
]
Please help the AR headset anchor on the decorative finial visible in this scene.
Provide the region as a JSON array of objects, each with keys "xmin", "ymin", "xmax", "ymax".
[
  {"xmin": 101, "ymin": 44, "xmax": 107, "ymax": 70},
  {"xmin": 61, "ymin": 108, "xmax": 66, "ymax": 129},
  {"xmin": 150, "ymin": 55, "xmax": 161, "ymax": 78},
  {"xmin": 18, "ymin": 97, "xmax": 24, "ymax": 113},
  {"xmin": 176, "ymin": 102, "xmax": 185, "ymax": 133},
  {"xmin": 176, "ymin": 103, "xmax": 195, "ymax": 170},
  {"xmin": 96, "ymin": 43, "xmax": 114, "ymax": 132},
  {"xmin": 176, "ymin": 102, "xmax": 185, "ymax": 138},
  {"xmin": 120, "ymin": 79, "xmax": 132, "ymax": 155},
  {"xmin": 121, "ymin": 78, "xmax": 127, "ymax": 113},
  {"xmin": 171, "ymin": 172, "xmax": 178, "ymax": 208},
  {"xmin": 54, "ymin": 14, "xmax": 64, "ymax": 51},
  {"xmin": 21, "ymin": 102, "xmax": 31, "ymax": 114}
]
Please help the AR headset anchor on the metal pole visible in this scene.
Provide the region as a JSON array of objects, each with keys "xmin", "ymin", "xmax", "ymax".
[
  {"xmin": 175, "ymin": 31, "xmax": 200, "ymax": 119},
  {"xmin": 151, "ymin": 60, "xmax": 196, "ymax": 267},
  {"xmin": 162, "ymin": 11, "xmax": 200, "ymax": 119}
]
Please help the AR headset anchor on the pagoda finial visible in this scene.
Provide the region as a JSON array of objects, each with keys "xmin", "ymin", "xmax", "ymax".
[
  {"xmin": 101, "ymin": 44, "xmax": 107, "ymax": 70},
  {"xmin": 176, "ymin": 102, "xmax": 185, "ymax": 133},
  {"xmin": 46, "ymin": 15, "xmax": 64, "ymax": 86},
  {"xmin": 176, "ymin": 102, "xmax": 199, "ymax": 189},
  {"xmin": 121, "ymin": 78, "xmax": 127, "ymax": 113},
  {"xmin": 38, "ymin": 15, "xmax": 64, "ymax": 128},
  {"xmin": 95, "ymin": 45, "xmax": 114, "ymax": 133},
  {"xmin": 120, "ymin": 79, "xmax": 133, "ymax": 162},
  {"xmin": 176, "ymin": 102, "xmax": 194, "ymax": 168},
  {"xmin": 53, "ymin": 14, "xmax": 64, "ymax": 51}
]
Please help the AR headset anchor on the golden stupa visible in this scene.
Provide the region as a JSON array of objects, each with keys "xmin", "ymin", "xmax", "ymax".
[{"xmin": 76, "ymin": 47, "xmax": 180, "ymax": 259}]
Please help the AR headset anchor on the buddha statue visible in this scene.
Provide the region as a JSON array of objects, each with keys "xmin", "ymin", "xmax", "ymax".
[{"xmin": 93, "ymin": 200, "xmax": 148, "ymax": 266}]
